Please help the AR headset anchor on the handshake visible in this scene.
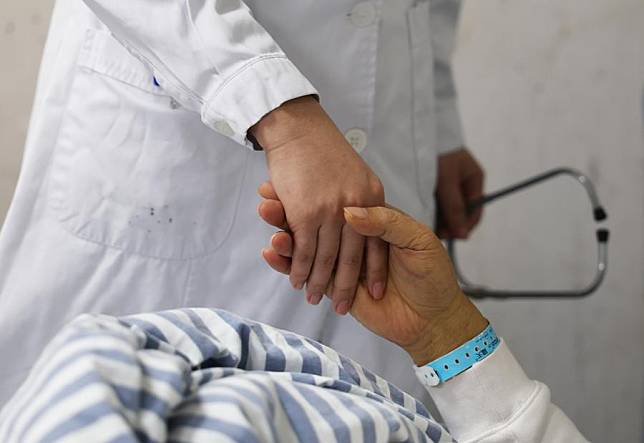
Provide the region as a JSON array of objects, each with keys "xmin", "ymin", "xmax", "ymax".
[{"xmin": 256, "ymin": 181, "xmax": 487, "ymax": 366}]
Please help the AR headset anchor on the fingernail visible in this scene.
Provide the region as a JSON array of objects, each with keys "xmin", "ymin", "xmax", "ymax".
[
  {"xmin": 335, "ymin": 301, "xmax": 350, "ymax": 316},
  {"xmin": 371, "ymin": 282, "xmax": 385, "ymax": 300},
  {"xmin": 344, "ymin": 207, "xmax": 368, "ymax": 219},
  {"xmin": 306, "ymin": 286, "xmax": 322, "ymax": 300},
  {"xmin": 292, "ymin": 280, "xmax": 303, "ymax": 290},
  {"xmin": 310, "ymin": 294, "xmax": 323, "ymax": 306}
]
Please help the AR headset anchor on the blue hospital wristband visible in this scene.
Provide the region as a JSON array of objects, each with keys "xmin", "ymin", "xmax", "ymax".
[{"xmin": 415, "ymin": 324, "xmax": 500, "ymax": 387}]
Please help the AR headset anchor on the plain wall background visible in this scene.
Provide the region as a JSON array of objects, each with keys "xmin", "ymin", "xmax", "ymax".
[
  {"xmin": 1, "ymin": 0, "xmax": 643, "ymax": 441},
  {"xmin": 454, "ymin": 1, "xmax": 644, "ymax": 441},
  {"xmin": 0, "ymin": 2, "xmax": 52, "ymax": 225}
]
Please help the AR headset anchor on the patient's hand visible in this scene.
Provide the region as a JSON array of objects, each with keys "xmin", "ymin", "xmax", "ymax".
[{"xmin": 258, "ymin": 182, "xmax": 487, "ymax": 366}]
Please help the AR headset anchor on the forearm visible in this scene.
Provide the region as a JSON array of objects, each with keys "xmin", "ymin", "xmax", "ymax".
[
  {"xmin": 407, "ymin": 297, "xmax": 587, "ymax": 442},
  {"xmin": 427, "ymin": 341, "xmax": 588, "ymax": 442}
]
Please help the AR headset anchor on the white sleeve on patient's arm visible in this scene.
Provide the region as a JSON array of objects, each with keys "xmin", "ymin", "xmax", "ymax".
[
  {"xmin": 428, "ymin": 340, "xmax": 589, "ymax": 442},
  {"xmin": 81, "ymin": 0, "xmax": 317, "ymax": 148}
]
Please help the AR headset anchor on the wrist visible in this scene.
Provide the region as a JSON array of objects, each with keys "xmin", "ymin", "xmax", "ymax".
[
  {"xmin": 406, "ymin": 294, "xmax": 488, "ymax": 366},
  {"xmin": 249, "ymin": 95, "xmax": 322, "ymax": 152}
]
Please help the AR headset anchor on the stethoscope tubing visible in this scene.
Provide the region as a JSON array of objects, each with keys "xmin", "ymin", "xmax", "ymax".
[{"xmin": 448, "ymin": 168, "xmax": 609, "ymax": 299}]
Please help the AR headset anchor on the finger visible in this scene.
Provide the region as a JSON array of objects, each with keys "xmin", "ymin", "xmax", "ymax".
[
  {"xmin": 306, "ymin": 223, "xmax": 341, "ymax": 302},
  {"xmin": 312, "ymin": 273, "xmax": 336, "ymax": 306},
  {"xmin": 433, "ymin": 207, "xmax": 449, "ymax": 239},
  {"xmin": 271, "ymin": 232, "xmax": 293, "ymax": 257},
  {"xmin": 258, "ymin": 200, "xmax": 288, "ymax": 230},
  {"xmin": 437, "ymin": 181, "xmax": 468, "ymax": 239},
  {"xmin": 462, "ymin": 168, "xmax": 485, "ymax": 231},
  {"xmin": 436, "ymin": 227, "xmax": 450, "ymax": 240},
  {"xmin": 344, "ymin": 206, "xmax": 437, "ymax": 251},
  {"xmin": 331, "ymin": 225, "xmax": 365, "ymax": 316},
  {"xmin": 365, "ymin": 237, "xmax": 388, "ymax": 300},
  {"xmin": 262, "ymin": 248, "xmax": 291, "ymax": 275},
  {"xmin": 290, "ymin": 227, "xmax": 319, "ymax": 290},
  {"xmin": 257, "ymin": 181, "xmax": 279, "ymax": 200}
]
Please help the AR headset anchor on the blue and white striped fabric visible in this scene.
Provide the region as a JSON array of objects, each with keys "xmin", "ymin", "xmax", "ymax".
[{"xmin": 0, "ymin": 309, "xmax": 453, "ymax": 443}]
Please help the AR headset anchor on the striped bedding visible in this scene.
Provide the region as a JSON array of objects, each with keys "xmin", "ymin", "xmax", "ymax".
[{"xmin": 0, "ymin": 309, "xmax": 453, "ymax": 442}]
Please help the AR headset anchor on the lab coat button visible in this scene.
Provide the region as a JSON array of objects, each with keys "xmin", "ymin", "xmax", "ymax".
[
  {"xmin": 214, "ymin": 120, "xmax": 235, "ymax": 137},
  {"xmin": 345, "ymin": 128, "xmax": 368, "ymax": 153},
  {"xmin": 350, "ymin": 2, "xmax": 377, "ymax": 28}
]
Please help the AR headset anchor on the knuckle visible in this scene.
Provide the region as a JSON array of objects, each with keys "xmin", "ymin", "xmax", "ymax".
[
  {"xmin": 410, "ymin": 231, "xmax": 433, "ymax": 248},
  {"xmin": 299, "ymin": 210, "xmax": 319, "ymax": 224},
  {"xmin": 324, "ymin": 200, "xmax": 344, "ymax": 214},
  {"xmin": 294, "ymin": 235, "xmax": 316, "ymax": 250},
  {"xmin": 383, "ymin": 209, "xmax": 399, "ymax": 224},
  {"xmin": 306, "ymin": 202, "xmax": 343, "ymax": 222},
  {"xmin": 333, "ymin": 285, "xmax": 356, "ymax": 298},
  {"xmin": 317, "ymin": 253, "xmax": 337, "ymax": 268},
  {"xmin": 290, "ymin": 272, "xmax": 307, "ymax": 283},
  {"xmin": 346, "ymin": 176, "xmax": 385, "ymax": 206},
  {"xmin": 307, "ymin": 282, "xmax": 327, "ymax": 295},
  {"xmin": 344, "ymin": 190, "xmax": 362, "ymax": 206},
  {"xmin": 294, "ymin": 252, "xmax": 314, "ymax": 264},
  {"xmin": 368, "ymin": 176, "xmax": 385, "ymax": 201},
  {"xmin": 367, "ymin": 262, "xmax": 387, "ymax": 275},
  {"xmin": 339, "ymin": 254, "xmax": 362, "ymax": 268},
  {"xmin": 386, "ymin": 213, "xmax": 405, "ymax": 231}
]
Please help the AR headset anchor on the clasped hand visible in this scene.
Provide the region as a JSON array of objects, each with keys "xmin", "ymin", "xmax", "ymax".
[
  {"xmin": 257, "ymin": 182, "xmax": 487, "ymax": 365},
  {"xmin": 251, "ymin": 96, "xmax": 388, "ymax": 315},
  {"xmin": 251, "ymin": 96, "xmax": 484, "ymax": 319}
]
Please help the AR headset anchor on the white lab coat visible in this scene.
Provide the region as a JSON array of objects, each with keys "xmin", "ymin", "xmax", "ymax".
[{"xmin": 0, "ymin": 0, "xmax": 465, "ymax": 405}]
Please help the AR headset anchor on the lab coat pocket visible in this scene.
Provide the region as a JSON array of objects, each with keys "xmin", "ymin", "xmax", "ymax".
[
  {"xmin": 50, "ymin": 29, "xmax": 248, "ymax": 260},
  {"xmin": 408, "ymin": 1, "xmax": 438, "ymax": 210}
]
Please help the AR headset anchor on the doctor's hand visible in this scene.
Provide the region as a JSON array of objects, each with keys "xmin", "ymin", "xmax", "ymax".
[
  {"xmin": 258, "ymin": 194, "xmax": 487, "ymax": 366},
  {"xmin": 251, "ymin": 96, "xmax": 388, "ymax": 316},
  {"xmin": 436, "ymin": 148, "xmax": 485, "ymax": 240}
]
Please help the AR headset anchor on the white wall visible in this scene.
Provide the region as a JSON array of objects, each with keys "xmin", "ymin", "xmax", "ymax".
[
  {"xmin": 0, "ymin": 1, "xmax": 53, "ymax": 225},
  {"xmin": 1, "ymin": 0, "xmax": 643, "ymax": 441},
  {"xmin": 454, "ymin": 1, "xmax": 644, "ymax": 441}
]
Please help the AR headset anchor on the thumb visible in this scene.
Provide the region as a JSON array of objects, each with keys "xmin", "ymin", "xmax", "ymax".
[{"xmin": 344, "ymin": 207, "xmax": 435, "ymax": 251}]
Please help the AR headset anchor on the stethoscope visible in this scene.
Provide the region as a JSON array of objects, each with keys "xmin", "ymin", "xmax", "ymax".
[{"xmin": 447, "ymin": 168, "xmax": 609, "ymax": 299}]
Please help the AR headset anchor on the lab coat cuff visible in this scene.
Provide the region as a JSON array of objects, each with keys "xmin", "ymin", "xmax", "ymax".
[
  {"xmin": 435, "ymin": 98, "xmax": 466, "ymax": 155},
  {"xmin": 426, "ymin": 340, "xmax": 539, "ymax": 441},
  {"xmin": 202, "ymin": 55, "xmax": 319, "ymax": 149}
]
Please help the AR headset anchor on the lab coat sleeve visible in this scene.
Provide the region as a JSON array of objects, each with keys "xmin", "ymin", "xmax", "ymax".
[
  {"xmin": 428, "ymin": 340, "xmax": 588, "ymax": 442},
  {"xmin": 81, "ymin": 0, "xmax": 318, "ymax": 148},
  {"xmin": 430, "ymin": 0, "xmax": 466, "ymax": 154}
]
